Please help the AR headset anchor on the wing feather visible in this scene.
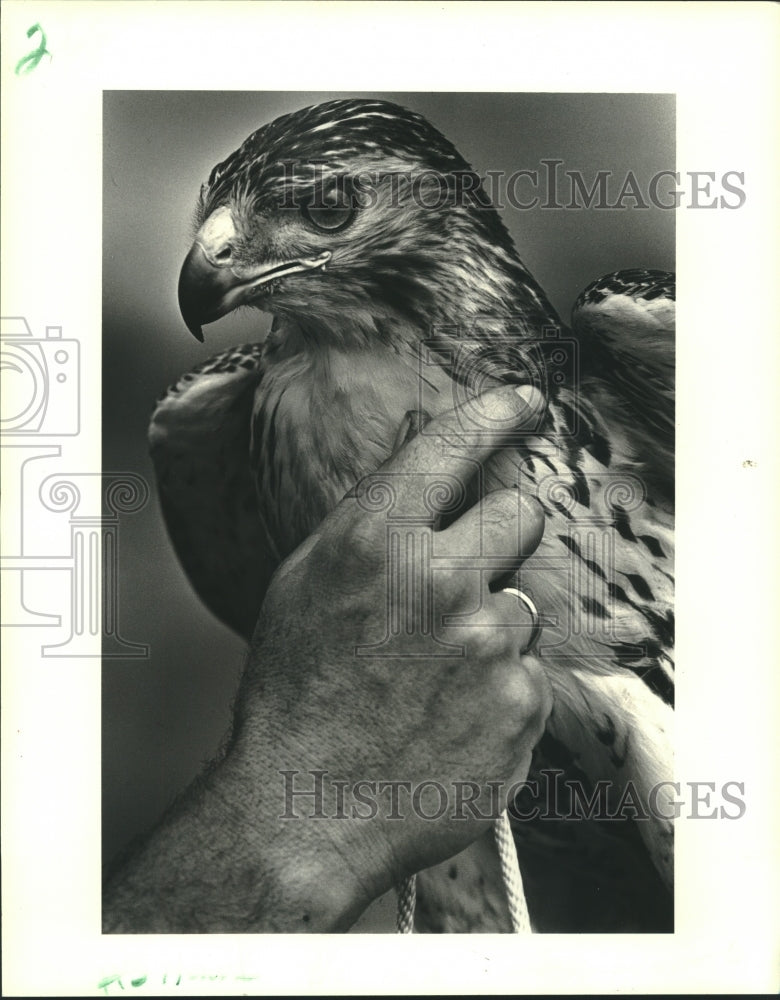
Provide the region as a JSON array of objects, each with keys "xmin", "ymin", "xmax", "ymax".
[
  {"xmin": 572, "ymin": 269, "xmax": 675, "ymax": 504},
  {"xmin": 148, "ymin": 345, "xmax": 276, "ymax": 640}
]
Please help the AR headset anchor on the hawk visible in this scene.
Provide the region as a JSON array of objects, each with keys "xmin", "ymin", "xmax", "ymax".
[{"xmin": 149, "ymin": 99, "xmax": 675, "ymax": 932}]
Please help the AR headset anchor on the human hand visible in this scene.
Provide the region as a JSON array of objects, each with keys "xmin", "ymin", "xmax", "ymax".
[
  {"xmin": 227, "ymin": 383, "xmax": 553, "ymax": 928},
  {"xmin": 103, "ymin": 383, "xmax": 552, "ymax": 933}
]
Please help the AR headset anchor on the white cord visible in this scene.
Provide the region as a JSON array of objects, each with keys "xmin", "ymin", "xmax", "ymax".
[
  {"xmin": 493, "ymin": 810, "xmax": 532, "ymax": 933},
  {"xmin": 396, "ymin": 874, "xmax": 417, "ymax": 933},
  {"xmin": 395, "ymin": 811, "xmax": 531, "ymax": 934}
]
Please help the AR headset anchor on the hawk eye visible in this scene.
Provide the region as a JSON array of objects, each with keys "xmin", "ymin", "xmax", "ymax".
[{"xmin": 301, "ymin": 190, "xmax": 356, "ymax": 232}]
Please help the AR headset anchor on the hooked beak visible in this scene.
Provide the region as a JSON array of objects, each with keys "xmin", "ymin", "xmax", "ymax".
[{"xmin": 178, "ymin": 206, "xmax": 331, "ymax": 341}]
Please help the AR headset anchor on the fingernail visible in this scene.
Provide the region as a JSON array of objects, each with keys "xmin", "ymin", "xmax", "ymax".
[
  {"xmin": 515, "ymin": 384, "xmax": 545, "ymax": 409},
  {"xmin": 403, "ymin": 409, "xmax": 431, "ymax": 444}
]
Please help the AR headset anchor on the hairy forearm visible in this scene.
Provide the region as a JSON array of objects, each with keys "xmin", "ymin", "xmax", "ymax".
[{"xmin": 102, "ymin": 752, "xmax": 371, "ymax": 933}]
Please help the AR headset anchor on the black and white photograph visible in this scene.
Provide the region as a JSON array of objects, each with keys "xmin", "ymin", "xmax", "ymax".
[
  {"xmin": 2, "ymin": 2, "xmax": 778, "ymax": 995},
  {"xmin": 102, "ymin": 91, "xmax": 677, "ymax": 936}
]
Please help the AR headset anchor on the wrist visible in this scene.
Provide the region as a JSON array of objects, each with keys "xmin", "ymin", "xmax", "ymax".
[
  {"xmin": 102, "ymin": 746, "xmax": 381, "ymax": 933},
  {"xmin": 211, "ymin": 742, "xmax": 388, "ymax": 931}
]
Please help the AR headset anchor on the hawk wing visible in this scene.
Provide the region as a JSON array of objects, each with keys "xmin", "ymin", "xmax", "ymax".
[
  {"xmin": 148, "ymin": 343, "xmax": 278, "ymax": 639},
  {"xmin": 572, "ymin": 269, "xmax": 675, "ymax": 504}
]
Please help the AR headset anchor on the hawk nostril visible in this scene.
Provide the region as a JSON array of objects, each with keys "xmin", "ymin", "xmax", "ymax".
[{"xmin": 214, "ymin": 245, "xmax": 232, "ymax": 263}]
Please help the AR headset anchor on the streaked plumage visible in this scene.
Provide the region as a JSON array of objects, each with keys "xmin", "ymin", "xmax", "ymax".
[{"xmin": 150, "ymin": 99, "xmax": 675, "ymax": 932}]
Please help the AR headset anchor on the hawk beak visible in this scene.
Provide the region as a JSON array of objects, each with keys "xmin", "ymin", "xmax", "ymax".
[{"xmin": 178, "ymin": 206, "xmax": 331, "ymax": 342}]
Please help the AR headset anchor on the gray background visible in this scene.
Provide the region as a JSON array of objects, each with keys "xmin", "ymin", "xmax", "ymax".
[{"xmin": 102, "ymin": 92, "xmax": 675, "ymax": 874}]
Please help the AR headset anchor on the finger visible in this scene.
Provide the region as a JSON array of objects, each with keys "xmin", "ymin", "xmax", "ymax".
[
  {"xmin": 378, "ymin": 385, "xmax": 545, "ymax": 515},
  {"xmin": 438, "ymin": 489, "xmax": 544, "ymax": 581},
  {"xmin": 442, "ymin": 574, "xmax": 544, "ymax": 665}
]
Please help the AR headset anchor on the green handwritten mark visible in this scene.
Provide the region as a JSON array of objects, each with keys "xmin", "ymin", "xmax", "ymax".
[
  {"xmin": 98, "ymin": 971, "xmax": 257, "ymax": 993},
  {"xmin": 15, "ymin": 23, "xmax": 52, "ymax": 76},
  {"xmin": 97, "ymin": 975, "xmax": 124, "ymax": 994}
]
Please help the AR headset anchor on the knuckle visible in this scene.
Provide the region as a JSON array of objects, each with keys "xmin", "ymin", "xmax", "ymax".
[
  {"xmin": 435, "ymin": 566, "xmax": 473, "ymax": 603},
  {"xmin": 462, "ymin": 621, "xmax": 514, "ymax": 662},
  {"xmin": 338, "ymin": 514, "xmax": 382, "ymax": 567},
  {"xmin": 509, "ymin": 656, "xmax": 554, "ymax": 730},
  {"xmin": 483, "ymin": 655, "xmax": 552, "ymax": 748},
  {"xmin": 486, "ymin": 488, "xmax": 522, "ymax": 518}
]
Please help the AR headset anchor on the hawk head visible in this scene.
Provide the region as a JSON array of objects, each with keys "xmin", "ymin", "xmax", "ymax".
[{"xmin": 178, "ymin": 99, "xmax": 557, "ymax": 344}]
